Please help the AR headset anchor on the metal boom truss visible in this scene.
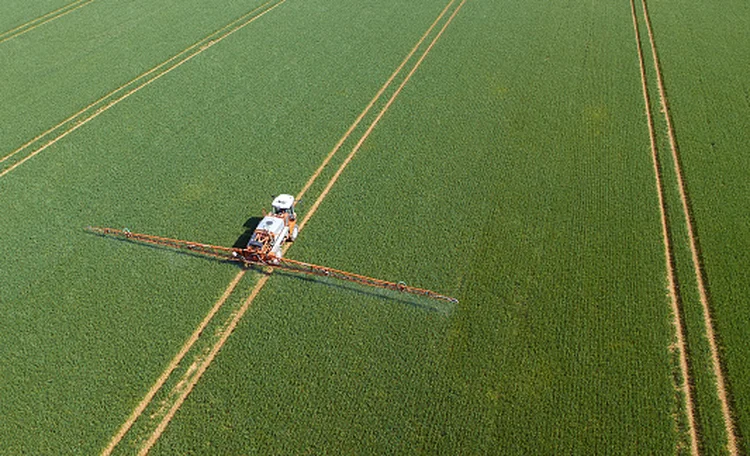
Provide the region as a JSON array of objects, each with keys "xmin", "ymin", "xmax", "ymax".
[{"xmin": 85, "ymin": 226, "xmax": 458, "ymax": 304}]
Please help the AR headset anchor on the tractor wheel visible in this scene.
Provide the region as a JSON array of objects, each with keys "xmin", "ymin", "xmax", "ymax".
[{"xmin": 290, "ymin": 225, "xmax": 299, "ymax": 242}]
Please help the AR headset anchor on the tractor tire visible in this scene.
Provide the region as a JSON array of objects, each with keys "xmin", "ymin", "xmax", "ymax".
[{"xmin": 290, "ymin": 225, "xmax": 299, "ymax": 242}]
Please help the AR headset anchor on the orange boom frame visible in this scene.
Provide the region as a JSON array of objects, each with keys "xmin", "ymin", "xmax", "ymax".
[{"xmin": 85, "ymin": 226, "xmax": 458, "ymax": 304}]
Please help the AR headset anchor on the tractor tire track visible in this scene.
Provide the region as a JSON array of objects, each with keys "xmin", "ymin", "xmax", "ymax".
[
  {"xmin": 296, "ymin": 0, "xmax": 459, "ymax": 201},
  {"xmin": 300, "ymin": 0, "xmax": 467, "ymax": 232},
  {"xmin": 96, "ymin": 3, "xmax": 290, "ymax": 454},
  {"xmin": 0, "ymin": 0, "xmax": 96, "ymax": 45},
  {"xmin": 136, "ymin": 0, "xmax": 468, "ymax": 452},
  {"xmin": 136, "ymin": 273, "xmax": 271, "ymax": 455},
  {"xmin": 0, "ymin": 0, "xmax": 285, "ymax": 179},
  {"xmin": 0, "ymin": 0, "xmax": 86, "ymax": 39},
  {"xmin": 100, "ymin": 271, "xmax": 245, "ymax": 456},
  {"xmin": 629, "ymin": 0, "xmax": 698, "ymax": 453},
  {"xmin": 639, "ymin": 0, "xmax": 738, "ymax": 453}
]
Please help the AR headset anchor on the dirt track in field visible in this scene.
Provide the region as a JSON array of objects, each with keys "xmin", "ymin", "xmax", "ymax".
[
  {"xmin": 296, "ymin": 0, "xmax": 458, "ymax": 201},
  {"xmin": 136, "ymin": 273, "xmax": 271, "ymax": 455},
  {"xmin": 299, "ymin": 0, "xmax": 467, "ymax": 233},
  {"xmin": 629, "ymin": 1, "xmax": 698, "ymax": 453},
  {"xmin": 0, "ymin": 0, "xmax": 284, "ymax": 179},
  {"xmin": 638, "ymin": 0, "xmax": 738, "ymax": 453},
  {"xmin": 132, "ymin": 0, "xmax": 468, "ymax": 453},
  {"xmin": 0, "ymin": 0, "xmax": 97, "ymax": 45},
  {"xmin": 100, "ymin": 271, "xmax": 245, "ymax": 456},
  {"xmin": 96, "ymin": 3, "xmax": 290, "ymax": 453}
]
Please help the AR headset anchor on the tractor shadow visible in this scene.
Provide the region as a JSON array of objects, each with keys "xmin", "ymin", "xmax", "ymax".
[
  {"xmin": 232, "ymin": 217, "xmax": 263, "ymax": 249},
  {"xmin": 84, "ymin": 228, "xmax": 239, "ymax": 265},
  {"xmin": 269, "ymin": 269, "xmax": 455, "ymax": 315}
]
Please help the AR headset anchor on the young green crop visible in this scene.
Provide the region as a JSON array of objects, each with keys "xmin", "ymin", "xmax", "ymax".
[
  {"xmin": 642, "ymin": 0, "xmax": 750, "ymax": 452},
  {"xmin": 3, "ymin": 0, "xmax": 745, "ymax": 452},
  {"xmin": 0, "ymin": 0, "xmax": 76, "ymax": 34},
  {"xmin": 0, "ymin": 0, "xmax": 269, "ymax": 161},
  {"xmin": 152, "ymin": 0, "xmax": 679, "ymax": 453},
  {"xmin": 0, "ymin": 0, "xmax": 457, "ymax": 452}
]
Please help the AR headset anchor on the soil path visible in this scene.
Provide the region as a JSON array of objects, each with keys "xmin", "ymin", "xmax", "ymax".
[
  {"xmin": 296, "ymin": 0, "xmax": 459, "ymax": 201},
  {"xmin": 0, "ymin": 0, "xmax": 97, "ymax": 45},
  {"xmin": 0, "ymin": 0, "xmax": 284, "ymax": 178},
  {"xmin": 629, "ymin": 0, "xmax": 698, "ymax": 453},
  {"xmin": 98, "ymin": 3, "xmax": 288, "ymax": 454},
  {"xmin": 300, "ymin": 0, "xmax": 466, "ymax": 233},
  {"xmin": 100, "ymin": 272, "xmax": 245, "ymax": 456},
  {"xmin": 136, "ymin": 0, "xmax": 468, "ymax": 453},
  {"xmin": 639, "ymin": 0, "xmax": 737, "ymax": 453}
]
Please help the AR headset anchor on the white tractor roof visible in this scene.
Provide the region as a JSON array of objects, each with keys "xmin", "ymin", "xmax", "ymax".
[
  {"xmin": 256, "ymin": 216, "xmax": 285, "ymax": 235},
  {"xmin": 272, "ymin": 194, "xmax": 295, "ymax": 210}
]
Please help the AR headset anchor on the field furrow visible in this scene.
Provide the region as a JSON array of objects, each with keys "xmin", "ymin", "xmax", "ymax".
[
  {"xmin": 628, "ymin": 0, "xmax": 697, "ymax": 452},
  {"xmin": 643, "ymin": 0, "xmax": 750, "ymax": 452},
  {"xmin": 0, "ymin": 0, "xmax": 98, "ymax": 46},
  {"xmin": 638, "ymin": 1, "xmax": 738, "ymax": 452},
  {"xmin": 101, "ymin": 270, "xmax": 245, "ymax": 455},
  {"xmin": 0, "ymin": 0, "xmax": 285, "ymax": 178},
  {"xmin": 295, "ymin": 0, "xmax": 460, "ymax": 203},
  {"xmin": 0, "ymin": 0, "xmax": 276, "ymax": 161},
  {"xmin": 0, "ymin": 0, "xmax": 88, "ymax": 39}
]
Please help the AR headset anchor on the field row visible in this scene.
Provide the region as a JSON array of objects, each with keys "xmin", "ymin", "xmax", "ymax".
[
  {"xmin": 0, "ymin": 0, "xmax": 287, "ymax": 179},
  {"xmin": 0, "ymin": 0, "xmax": 275, "ymax": 159},
  {"xmin": 0, "ymin": 0, "xmax": 83, "ymax": 36}
]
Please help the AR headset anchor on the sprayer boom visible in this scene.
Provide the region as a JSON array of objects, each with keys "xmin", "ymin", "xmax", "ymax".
[{"xmin": 86, "ymin": 226, "xmax": 458, "ymax": 304}]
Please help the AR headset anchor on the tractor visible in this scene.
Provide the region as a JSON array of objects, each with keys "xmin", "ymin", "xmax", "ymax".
[{"xmin": 244, "ymin": 194, "xmax": 298, "ymax": 263}]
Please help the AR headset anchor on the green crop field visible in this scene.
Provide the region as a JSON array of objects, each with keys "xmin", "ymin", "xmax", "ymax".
[{"xmin": 0, "ymin": 0, "xmax": 747, "ymax": 454}]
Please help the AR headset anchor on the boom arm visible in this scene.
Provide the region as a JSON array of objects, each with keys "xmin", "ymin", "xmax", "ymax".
[
  {"xmin": 275, "ymin": 257, "xmax": 458, "ymax": 303},
  {"xmin": 85, "ymin": 226, "xmax": 458, "ymax": 304}
]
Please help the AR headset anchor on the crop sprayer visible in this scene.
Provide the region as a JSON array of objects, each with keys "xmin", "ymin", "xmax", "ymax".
[{"xmin": 86, "ymin": 194, "xmax": 458, "ymax": 304}]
